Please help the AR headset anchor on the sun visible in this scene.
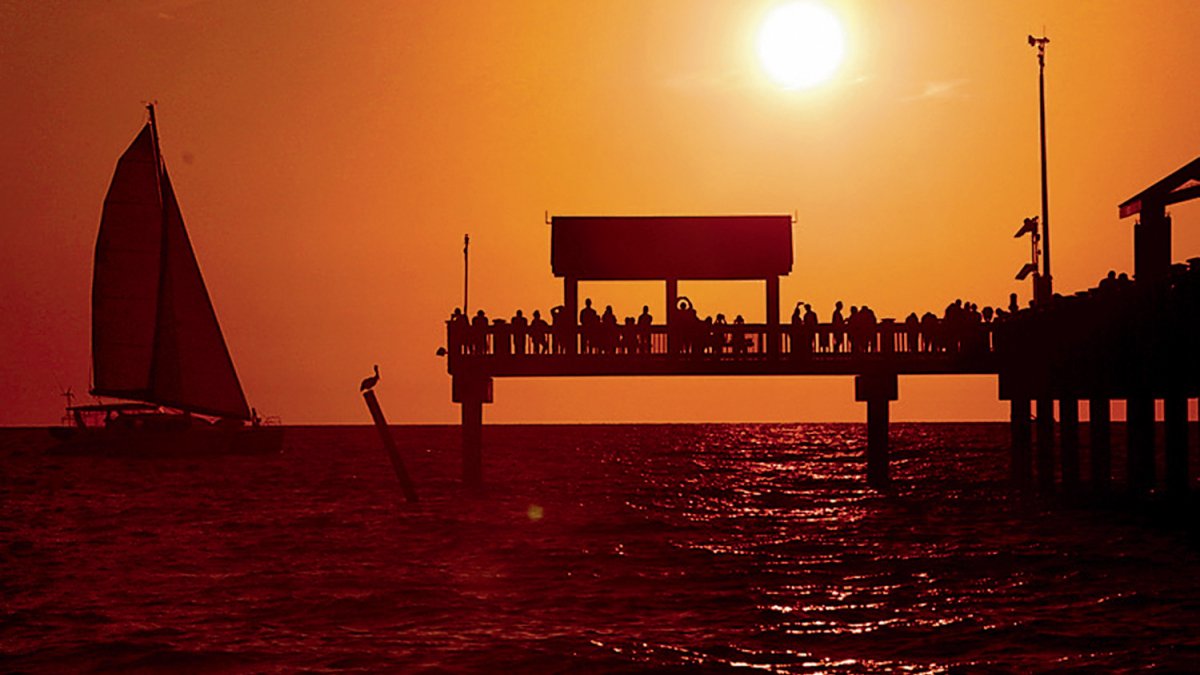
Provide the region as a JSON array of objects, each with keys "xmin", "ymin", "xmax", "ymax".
[{"xmin": 757, "ymin": 2, "xmax": 846, "ymax": 90}]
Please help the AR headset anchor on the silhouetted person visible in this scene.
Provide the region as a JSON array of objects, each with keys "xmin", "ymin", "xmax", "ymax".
[
  {"xmin": 471, "ymin": 309, "xmax": 489, "ymax": 354},
  {"xmin": 448, "ymin": 308, "xmax": 469, "ymax": 355},
  {"xmin": 904, "ymin": 312, "xmax": 920, "ymax": 353},
  {"xmin": 713, "ymin": 313, "xmax": 728, "ymax": 355},
  {"xmin": 676, "ymin": 297, "xmax": 699, "ymax": 354},
  {"xmin": 804, "ymin": 304, "xmax": 819, "ymax": 354},
  {"xmin": 920, "ymin": 311, "xmax": 938, "ymax": 352},
  {"xmin": 511, "ymin": 309, "xmax": 528, "ymax": 355},
  {"xmin": 831, "ymin": 301, "xmax": 845, "ymax": 353},
  {"xmin": 732, "ymin": 315, "xmax": 748, "ymax": 355},
  {"xmin": 360, "ymin": 364, "xmax": 380, "ymax": 391},
  {"xmin": 550, "ymin": 305, "xmax": 568, "ymax": 354},
  {"xmin": 580, "ymin": 298, "xmax": 599, "ymax": 354},
  {"xmin": 1008, "ymin": 292, "xmax": 1020, "ymax": 315},
  {"xmin": 847, "ymin": 306, "xmax": 860, "ymax": 353},
  {"xmin": 600, "ymin": 305, "xmax": 618, "ymax": 354},
  {"xmin": 492, "ymin": 318, "xmax": 510, "ymax": 356},
  {"xmin": 860, "ymin": 305, "xmax": 878, "ymax": 352},
  {"xmin": 529, "ymin": 310, "xmax": 549, "ymax": 354},
  {"xmin": 621, "ymin": 317, "xmax": 637, "ymax": 354},
  {"xmin": 637, "ymin": 305, "xmax": 653, "ymax": 353},
  {"xmin": 790, "ymin": 302, "xmax": 805, "ymax": 358}
]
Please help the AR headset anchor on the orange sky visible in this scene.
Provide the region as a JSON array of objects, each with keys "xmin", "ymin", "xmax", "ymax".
[{"xmin": 3, "ymin": 1, "xmax": 1199, "ymax": 426}]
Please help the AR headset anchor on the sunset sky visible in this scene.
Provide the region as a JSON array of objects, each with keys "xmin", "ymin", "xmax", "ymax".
[{"xmin": 3, "ymin": 1, "xmax": 1199, "ymax": 426}]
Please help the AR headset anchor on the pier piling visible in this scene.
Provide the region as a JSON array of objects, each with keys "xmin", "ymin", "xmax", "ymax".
[
  {"xmin": 1010, "ymin": 399, "xmax": 1033, "ymax": 489},
  {"xmin": 1164, "ymin": 395, "xmax": 1189, "ymax": 496},
  {"xmin": 1059, "ymin": 398, "xmax": 1080, "ymax": 491},
  {"xmin": 1089, "ymin": 398, "xmax": 1112, "ymax": 491},
  {"xmin": 1036, "ymin": 398, "xmax": 1056, "ymax": 491},
  {"xmin": 1126, "ymin": 396, "xmax": 1155, "ymax": 495},
  {"xmin": 856, "ymin": 373, "xmax": 898, "ymax": 489},
  {"xmin": 453, "ymin": 375, "xmax": 492, "ymax": 489}
]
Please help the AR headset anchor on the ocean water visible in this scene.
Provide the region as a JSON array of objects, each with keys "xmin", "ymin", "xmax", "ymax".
[{"xmin": 3, "ymin": 423, "xmax": 1200, "ymax": 673}]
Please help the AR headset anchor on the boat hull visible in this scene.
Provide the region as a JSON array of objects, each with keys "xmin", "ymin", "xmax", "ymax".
[{"xmin": 48, "ymin": 425, "xmax": 284, "ymax": 456}]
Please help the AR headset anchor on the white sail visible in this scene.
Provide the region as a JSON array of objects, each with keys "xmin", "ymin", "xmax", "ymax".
[{"xmin": 92, "ymin": 114, "xmax": 251, "ymax": 420}]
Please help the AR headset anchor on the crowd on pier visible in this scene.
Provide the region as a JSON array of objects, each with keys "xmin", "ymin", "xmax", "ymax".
[{"xmin": 446, "ymin": 294, "xmax": 1026, "ymax": 358}]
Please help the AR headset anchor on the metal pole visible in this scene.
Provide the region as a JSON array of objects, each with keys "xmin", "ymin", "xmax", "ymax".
[
  {"xmin": 463, "ymin": 234, "xmax": 470, "ymax": 314},
  {"xmin": 1030, "ymin": 35, "xmax": 1052, "ymax": 298}
]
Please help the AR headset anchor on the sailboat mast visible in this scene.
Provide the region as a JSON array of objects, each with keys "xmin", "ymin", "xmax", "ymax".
[{"xmin": 146, "ymin": 103, "xmax": 171, "ymax": 400}]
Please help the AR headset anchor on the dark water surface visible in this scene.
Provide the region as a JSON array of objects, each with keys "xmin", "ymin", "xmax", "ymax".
[{"xmin": 4, "ymin": 423, "xmax": 1200, "ymax": 672}]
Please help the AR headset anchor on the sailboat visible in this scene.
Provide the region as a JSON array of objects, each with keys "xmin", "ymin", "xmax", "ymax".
[{"xmin": 51, "ymin": 105, "xmax": 283, "ymax": 455}]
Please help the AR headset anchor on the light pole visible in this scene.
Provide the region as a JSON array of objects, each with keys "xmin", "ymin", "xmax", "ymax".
[
  {"xmin": 1029, "ymin": 34, "xmax": 1052, "ymax": 304},
  {"xmin": 463, "ymin": 234, "xmax": 470, "ymax": 315}
]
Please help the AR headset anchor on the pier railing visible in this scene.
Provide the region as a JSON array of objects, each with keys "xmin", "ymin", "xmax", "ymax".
[{"xmin": 445, "ymin": 320, "xmax": 997, "ymax": 376}]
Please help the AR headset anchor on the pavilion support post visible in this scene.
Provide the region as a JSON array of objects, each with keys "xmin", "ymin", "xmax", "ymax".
[
  {"xmin": 1126, "ymin": 395, "xmax": 1155, "ymax": 495},
  {"xmin": 563, "ymin": 276, "xmax": 578, "ymax": 355},
  {"xmin": 1059, "ymin": 398, "xmax": 1080, "ymax": 491},
  {"xmin": 1089, "ymin": 398, "xmax": 1112, "ymax": 492},
  {"xmin": 765, "ymin": 275, "xmax": 780, "ymax": 357},
  {"xmin": 666, "ymin": 278, "xmax": 678, "ymax": 354},
  {"xmin": 1010, "ymin": 398, "xmax": 1033, "ymax": 489},
  {"xmin": 856, "ymin": 373, "xmax": 898, "ymax": 490},
  {"xmin": 1164, "ymin": 395, "xmax": 1189, "ymax": 497},
  {"xmin": 453, "ymin": 375, "xmax": 492, "ymax": 490},
  {"xmin": 1035, "ymin": 398, "xmax": 1056, "ymax": 492},
  {"xmin": 1133, "ymin": 205, "xmax": 1171, "ymax": 283}
]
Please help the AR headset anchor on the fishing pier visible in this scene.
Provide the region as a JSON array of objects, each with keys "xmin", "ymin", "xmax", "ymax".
[{"xmin": 445, "ymin": 157, "xmax": 1200, "ymax": 495}]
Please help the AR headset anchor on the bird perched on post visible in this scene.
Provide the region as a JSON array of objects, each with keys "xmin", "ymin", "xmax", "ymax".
[{"xmin": 360, "ymin": 364, "xmax": 380, "ymax": 392}]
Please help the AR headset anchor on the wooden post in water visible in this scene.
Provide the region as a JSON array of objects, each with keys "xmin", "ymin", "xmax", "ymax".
[
  {"xmin": 1164, "ymin": 395, "xmax": 1189, "ymax": 497},
  {"xmin": 1089, "ymin": 398, "xmax": 1112, "ymax": 491},
  {"xmin": 1010, "ymin": 398, "xmax": 1033, "ymax": 489},
  {"xmin": 1035, "ymin": 398, "xmax": 1056, "ymax": 491},
  {"xmin": 362, "ymin": 389, "xmax": 418, "ymax": 503},
  {"xmin": 856, "ymin": 373, "xmax": 897, "ymax": 489},
  {"xmin": 1059, "ymin": 398, "xmax": 1080, "ymax": 491}
]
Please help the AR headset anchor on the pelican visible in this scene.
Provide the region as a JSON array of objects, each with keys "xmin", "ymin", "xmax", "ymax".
[{"xmin": 360, "ymin": 364, "xmax": 380, "ymax": 392}]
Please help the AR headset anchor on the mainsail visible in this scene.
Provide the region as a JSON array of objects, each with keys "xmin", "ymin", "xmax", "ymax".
[{"xmin": 91, "ymin": 111, "xmax": 251, "ymax": 420}]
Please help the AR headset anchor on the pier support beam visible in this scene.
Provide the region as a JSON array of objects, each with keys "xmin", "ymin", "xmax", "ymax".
[
  {"xmin": 765, "ymin": 275, "xmax": 780, "ymax": 357},
  {"xmin": 666, "ymin": 278, "xmax": 678, "ymax": 354},
  {"xmin": 1164, "ymin": 395, "xmax": 1189, "ymax": 497},
  {"xmin": 1089, "ymin": 398, "xmax": 1111, "ymax": 492},
  {"xmin": 1035, "ymin": 398, "xmax": 1056, "ymax": 491},
  {"xmin": 453, "ymin": 375, "xmax": 493, "ymax": 489},
  {"xmin": 563, "ymin": 277, "xmax": 578, "ymax": 355},
  {"xmin": 856, "ymin": 373, "xmax": 898, "ymax": 489},
  {"xmin": 1010, "ymin": 399, "xmax": 1032, "ymax": 489},
  {"xmin": 1126, "ymin": 396, "xmax": 1155, "ymax": 495},
  {"xmin": 1059, "ymin": 398, "xmax": 1080, "ymax": 491}
]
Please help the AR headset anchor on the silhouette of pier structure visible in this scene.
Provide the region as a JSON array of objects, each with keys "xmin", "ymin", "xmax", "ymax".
[{"xmin": 445, "ymin": 157, "xmax": 1200, "ymax": 494}]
